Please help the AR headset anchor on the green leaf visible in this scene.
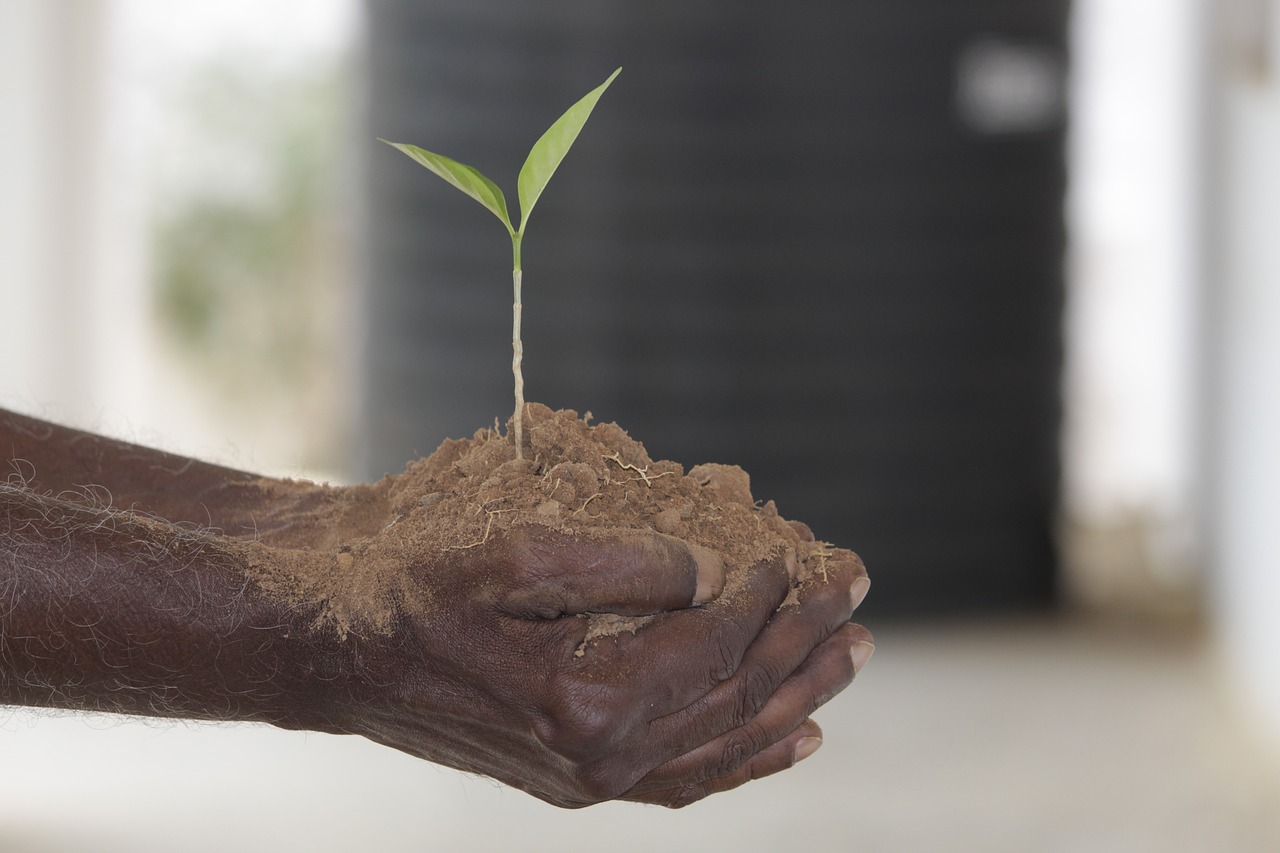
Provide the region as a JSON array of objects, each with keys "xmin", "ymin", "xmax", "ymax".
[
  {"xmin": 516, "ymin": 67, "xmax": 621, "ymax": 235},
  {"xmin": 379, "ymin": 139, "xmax": 513, "ymax": 234}
]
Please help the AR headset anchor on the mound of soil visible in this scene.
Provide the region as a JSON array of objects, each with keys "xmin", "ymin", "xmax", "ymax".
[{"xmin": 240, "ymin": 404, "xmax": 859, "ymax": 641}]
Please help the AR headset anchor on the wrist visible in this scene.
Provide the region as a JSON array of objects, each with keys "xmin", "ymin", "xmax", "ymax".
[{"xmin": 229, "ymin": 540, "xmax": 418, "ymax": 736}]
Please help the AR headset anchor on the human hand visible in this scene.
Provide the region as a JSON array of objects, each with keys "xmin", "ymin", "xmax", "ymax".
[
  {"xmin": 316, "ymin": 525, "xmax": 872, "ymax": 808},
  {"xmin": 1, "ymin": 408, "xmax": 871, "ymax": 805}
]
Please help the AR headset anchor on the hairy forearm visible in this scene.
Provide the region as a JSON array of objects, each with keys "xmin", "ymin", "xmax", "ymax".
[
  {"xmin": 1, "ymin": 407, "xmax": 283, "ymax": 533},
  {"xmin": 0, "ymin": 483, "xmax": 340, "ymax": 728}
]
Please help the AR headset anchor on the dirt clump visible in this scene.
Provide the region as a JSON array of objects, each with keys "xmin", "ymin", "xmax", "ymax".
[{"xmin": 236, "ymin": 404, "xmax": 856, "ymax": 640}]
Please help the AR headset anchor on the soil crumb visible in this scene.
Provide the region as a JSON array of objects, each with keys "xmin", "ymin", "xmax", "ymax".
[{"xmin": 235, "ymin": 404, "xmax": 859, "ymax": 639}]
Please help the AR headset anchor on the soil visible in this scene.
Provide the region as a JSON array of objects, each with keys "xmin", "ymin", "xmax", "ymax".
[{"xmin": 236, "ymin": 403, "xmax": 859, "ymax": 641}]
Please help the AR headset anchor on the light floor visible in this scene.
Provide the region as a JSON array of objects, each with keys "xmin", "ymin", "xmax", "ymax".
[{"xmin": 3, "ymin": 615, "xmax": 1279, "ymax": 853}]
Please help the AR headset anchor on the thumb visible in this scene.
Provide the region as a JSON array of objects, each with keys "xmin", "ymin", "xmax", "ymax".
[{"xmin": 502, "ymin": 528, "xmax": 726, "ymax": 618}]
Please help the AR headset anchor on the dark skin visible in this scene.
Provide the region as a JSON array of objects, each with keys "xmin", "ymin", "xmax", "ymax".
[{"xmin": 0, "ymin": 407, "xmax": 872, "ymax": 808}]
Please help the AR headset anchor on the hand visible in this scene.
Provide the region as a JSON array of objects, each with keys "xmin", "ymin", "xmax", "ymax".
[
  {"xmin": 2, "ymin": 408, "xmax": 872, "ymax": 807},
  {"xmin": 320, "ymin": 525, "xmax": 872, "ymax": 808}
]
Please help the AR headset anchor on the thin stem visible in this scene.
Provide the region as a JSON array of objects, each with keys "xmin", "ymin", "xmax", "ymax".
[{"xmin": 511, "ymin": 236, "xmax": 524, "ymax": 459}]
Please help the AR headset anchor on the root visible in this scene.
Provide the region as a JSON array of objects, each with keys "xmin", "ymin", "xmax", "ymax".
[
  {"xmin": 806, "ymin": 547, "xmax": 834, "ymax": 582},
  {"xmin": 573, "ymin": 492, "xmax": 602, "ymax": 517},
  {"xmin": 451, "ymin": 501, "xmax": 516, "ymax": 550},
  {"xmin": 451, "ymin": 512, "xmax": 496, "ymax": 551},
  {"xmin": 602, "ymin": 453, "xmax": 672, "ymax": 487}
]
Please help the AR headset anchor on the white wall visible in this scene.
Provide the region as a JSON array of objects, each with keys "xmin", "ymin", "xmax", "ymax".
[
  {"xmin": 1207, "ymin": 0, "xmax": 1280, "ymax": 755},
  {"xmin": 1063, "ymin": 0, "xmax": 1203, "ymax": 609},
  {"xmin": 0, "ymin": 0, "xmax": 154, "ymax": 439}
]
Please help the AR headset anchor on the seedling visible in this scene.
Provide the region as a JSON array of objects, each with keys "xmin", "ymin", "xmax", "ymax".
[{"xmin": 381, "ymin": 68, "xmax": 621, "ymax": 459}]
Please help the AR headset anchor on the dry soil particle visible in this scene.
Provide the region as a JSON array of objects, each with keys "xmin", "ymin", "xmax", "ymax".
[{"xmin": 236, "ymin": 404, "xmax": 857, "ymax": 641}]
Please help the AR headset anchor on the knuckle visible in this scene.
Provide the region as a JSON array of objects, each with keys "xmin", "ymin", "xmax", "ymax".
[
  {"xmin": 663, "ymin": 784, "xmax": 709, "ymax": 809},
  {"xmin": 534, "ymin": 678, "xmax": 629, "ymax": 763},
  {"xmin": 504, "ymin": 526, "xmax": 573, "ymax": 576},
  {"xmin": 716, "ymin": 727, "xmax": 764, "ymax": 777},
  {"xmin": 705, "ymin": 622, "xmax": 742, "ymax": 685},
  {"xmin": 502, "ymin": 528, "xmax": 548, "ymax": 579},
  {"xmin": 733, "ymin": 664, "xmax": 776, "ymax": 725},
  {"xmin": 496, "ymin": 531, "xmax": 575, "ymax": 617}
]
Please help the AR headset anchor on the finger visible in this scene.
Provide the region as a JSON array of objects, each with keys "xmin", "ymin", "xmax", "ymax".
[
  {"xmin": 634, "ymin": 622, "xmax": 872, "ymax": 793},
  {"xmin": 640, "ymin": 558, "xmax": 868, "ymax": 759},
  {"xmin": 787, "ymin": 520, "xmax": 816, "ymax": 542},
  {"xmin": 586, "ymin": 555, "xmax": 793, "ymax": 718},
  {"xmin": 500, "ymin": 527, "xmax": 725, "ymax": 617},
  {"xmin": 625, "ymin": 719, "xmax": 825, "ymax": 808}
]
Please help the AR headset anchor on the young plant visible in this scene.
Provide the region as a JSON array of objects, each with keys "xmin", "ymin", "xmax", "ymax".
[{"xmin": 381, "ymin": 68, "xmax": 621, "ymax": 459}]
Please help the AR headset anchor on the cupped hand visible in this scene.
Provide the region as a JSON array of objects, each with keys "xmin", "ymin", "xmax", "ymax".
[{"xmin": 323, "ymin": 526, "xmax": 871, "ymax": 808}]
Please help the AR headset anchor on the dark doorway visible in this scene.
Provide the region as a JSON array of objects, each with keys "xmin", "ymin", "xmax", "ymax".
[{"xmin": 358, "ymin": 1, "xmax": 1069, "ymax": 616}]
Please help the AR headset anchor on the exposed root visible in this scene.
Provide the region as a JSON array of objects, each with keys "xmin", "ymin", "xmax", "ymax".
[
  {"xmin": 451, "ymin": 501, "xmax": 516, "ymax": 551},
  {"xmin": 806, "ymin": 547, "xmax": 834, "ymax": 582},
  {"xmin": 602, "ymin": 453, "xmax": 672, "ymax": 487},
  {"xmin": 573, "ymin": 492, "xmax": 602, "ymax": 517},
  {"xmin": 451, "ymin": 512, "xmax": 496, "ymax": 551}
]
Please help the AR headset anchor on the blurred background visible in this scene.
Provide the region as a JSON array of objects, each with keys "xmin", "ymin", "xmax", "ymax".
[{"xmin": 2, "ymin": 0, "xmax": 1279, "ymax": 850}]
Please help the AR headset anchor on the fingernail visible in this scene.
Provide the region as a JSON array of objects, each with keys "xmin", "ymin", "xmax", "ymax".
[
  {"xmin": 794, "ymin": 736, "xmax": 823, "ymax": 763},
  {"xmin": 850, "ymin": 576, "xmax": 871, "ymax": 611},
  {"xmin": 690, "ymin": 544, "xmax": 726, "ymax": 604},
  {"xmin": 851, "ymin": 640, "xmax": 875, "ymax": 674},
  {"xmin": 783, "ymin": 547, "xmax": 799, "ymax": 581}
]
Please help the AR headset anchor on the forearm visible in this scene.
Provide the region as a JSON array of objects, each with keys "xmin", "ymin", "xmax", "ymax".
[
  {"xmin": 0, "ymin": 483, "xmax": 341, "ymax": 729},
  {"xmin": 1, "ymin": 407, "xmax": 280, "ymax": 533}
]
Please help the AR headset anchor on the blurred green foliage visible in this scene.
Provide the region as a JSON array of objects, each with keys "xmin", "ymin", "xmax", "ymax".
[
  {"xmin": 151, "ymin": 52, "xmax": 348, "ymax": 390},
  {"xmin": 149, "ymin": 50, "xmax": 350, "ymax": 467}
]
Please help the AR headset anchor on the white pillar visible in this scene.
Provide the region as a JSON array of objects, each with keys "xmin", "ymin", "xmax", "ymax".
[
  {"xmin": 0, "ymin": 0, "xmax": 151, "ymax": 433},
  {"xmin": 1205, "ymin": 0, "xmax": 1280, "ymax": 755},
  {"xmin": 0, "ymin": 2, "xmax": 99, "ymax": 419},
  {"xmin": 1062, "ymin": 0, "xmax": 1204, "ymax": 609}
]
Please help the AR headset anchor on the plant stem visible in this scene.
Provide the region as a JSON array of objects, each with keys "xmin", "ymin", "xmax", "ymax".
[{"xmin": 511, "ymin": 236, "xmax": 524, "ymax": 459}]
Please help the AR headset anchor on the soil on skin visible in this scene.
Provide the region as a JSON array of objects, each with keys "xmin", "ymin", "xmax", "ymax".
[{"xmin": 236, "ymin": 404, "xmax": 858, "ymax": 641}]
